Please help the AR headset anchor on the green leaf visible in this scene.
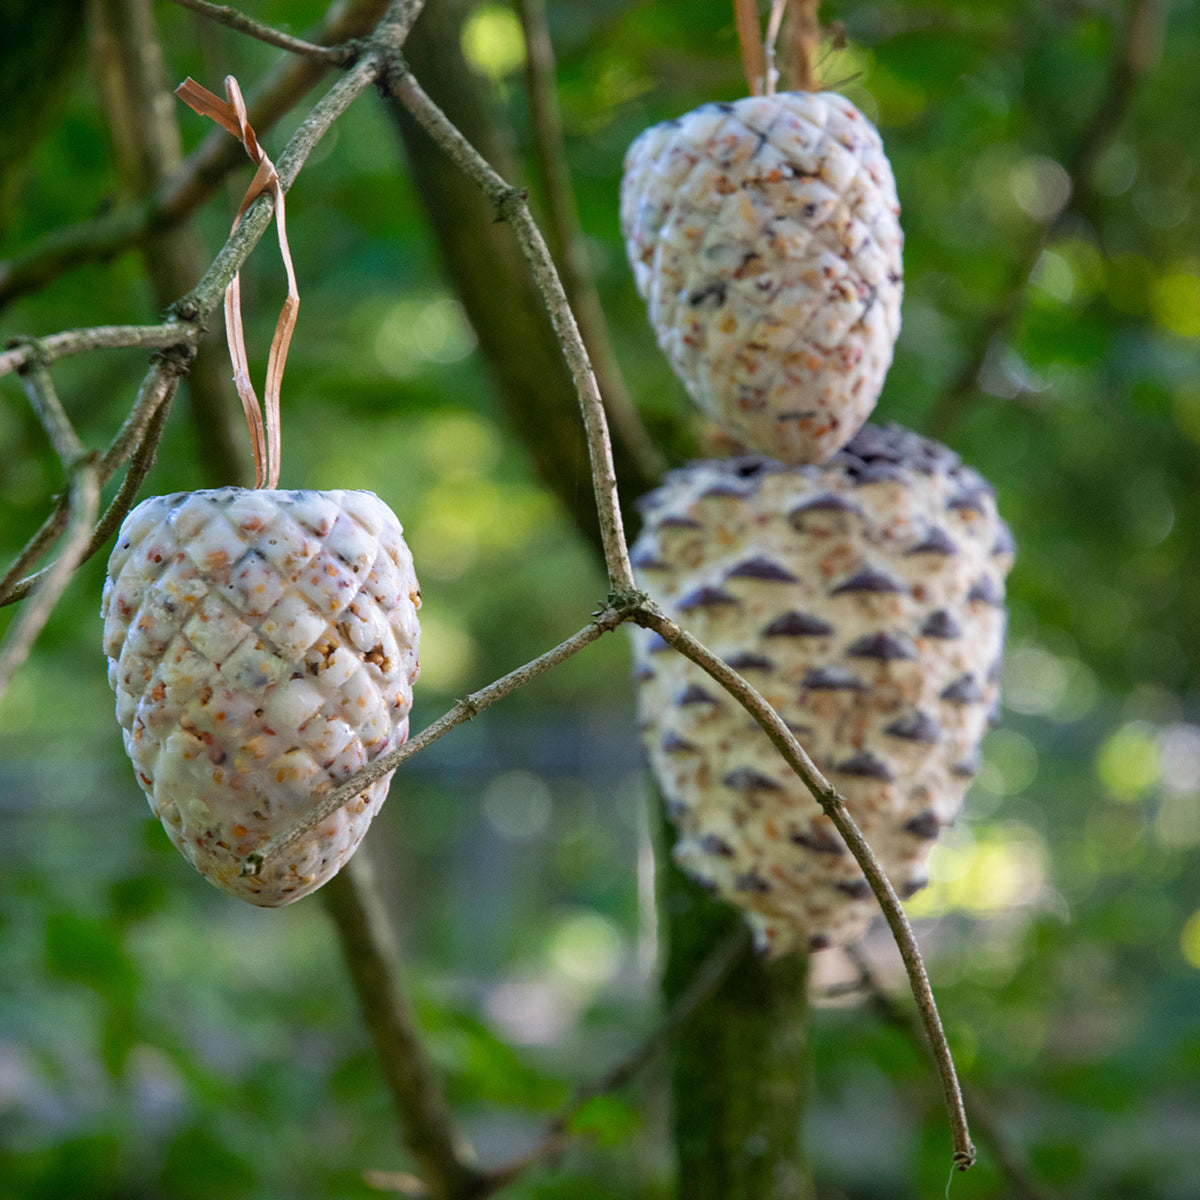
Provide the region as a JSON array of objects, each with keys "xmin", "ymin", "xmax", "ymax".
[
  {"xmin": 566, "ymin": 1094, "xmax": 641, "ymax": 1147},
  {"xmin": 43, "ymin": 911, "xmax": 137, "ymax": 1006}
]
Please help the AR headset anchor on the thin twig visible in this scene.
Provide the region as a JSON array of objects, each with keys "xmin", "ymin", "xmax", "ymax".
[
  {"xmin": 515, "ymin": 0, "xmax": 665, "ymax": 488},
  {"xmin": 0, "ymin": 458, "xmax": 100, "ymax": 702},
  {"xmin": 0, "ymin": 364, "xmax": 102, "ymax": 699},
  {"xmin": 482, "ymin": 926, "xmax": 751, "ymax": 1191},
  {"xmin": 763, "ymin": 0, "xmax": 788, "ymax": 96},
  {"xmin": 0, "ymin": 323, "xmax": 198, "ymax": 378},
  {"xmin": 169, "ymin": 0, "xmax": 350, "ymax": 63},
  {"xmin": 16, "ymin": 361, "xmax": 86, "ymax": 466},
  {"xmin": 385, "ymin": 66, "xmax": 635, "ymax": 595},
  {"xmin": 245, "ymin": 607, "xmax": 626, "ymax": 875},
  {"xmin": 733, "ymin": 0, "xmax": 766, "ymax": 95},
  {"xmin": 847, "ymin": 947, "xmax": 1061, "ymax": 1200},
  {"xmin": 786, "ymin": 0, "xmax": 821, "ymax": 92},
  {"xmin": 635, "ymin": 606, "xmax": 977, "ymax": 1171},
  {"xmin": 0, "ymin": 353, "xmax": 186, "ymax": 608},
  {"xmin": 0, "ymin": 0, "xmax": 393, "ymax": 312}
]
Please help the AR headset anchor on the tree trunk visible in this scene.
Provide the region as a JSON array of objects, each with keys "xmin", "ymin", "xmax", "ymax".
[
  {"xmin": 660, "ymin": 812, "xmax": 814, "ymax": 1200},
  {"xmin": 389, "ymin": 5, "xmax": 816, "ymax": 1195}
]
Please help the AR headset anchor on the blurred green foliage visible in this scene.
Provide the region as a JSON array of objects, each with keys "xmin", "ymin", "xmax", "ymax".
[{"xmin": 2, "ymin": 1, "xmax": 1199, "ymax": 1197}]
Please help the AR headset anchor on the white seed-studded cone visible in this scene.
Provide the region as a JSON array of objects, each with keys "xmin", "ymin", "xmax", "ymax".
[
  {"xmin": 101, "ymin": 488, "xmax": 420, "ymax": 906},
  {"xmin": 621, "ymin": 91, "xmax": 903, "ymax": 465},
  {"xmin": 632, "ymin": 424, "xmax": 1013, "ymax": 954}
]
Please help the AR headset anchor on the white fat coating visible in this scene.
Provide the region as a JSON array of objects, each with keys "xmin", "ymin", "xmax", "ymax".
[
  {"xmin": 101, "ymin": 487, "xmax": 421, "ymax": 906},
  {"xmin": 632, "ymin": 425, "xmax": 1013, "ymax": 956},
  {"xmin": 621, "ymin": 91, "xmax": 903, "ymax": 465}
]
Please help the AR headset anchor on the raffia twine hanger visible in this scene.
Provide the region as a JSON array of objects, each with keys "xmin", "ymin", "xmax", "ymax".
[{"xmin": 176, "ymin": 75, "xmax": 299, "ymax": 490}]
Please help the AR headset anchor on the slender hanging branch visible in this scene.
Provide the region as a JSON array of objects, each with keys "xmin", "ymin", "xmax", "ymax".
[
  {"xmin": 634, "ymin": 607, "xmax": 976, "ymax": 1171},
  {"xmin": 845, "ymin": 946, "xmax": 1061, "ymax": 1200}
]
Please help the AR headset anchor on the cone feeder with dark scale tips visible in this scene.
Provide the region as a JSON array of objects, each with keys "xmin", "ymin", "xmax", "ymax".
[
  {"xmin": 101, "ymin": 78, "xmax": 421, "ymax": 905},
  {"xmin": 620, "ymin": 87, "xmax": 903, "ymax": 466},
  {"xmin": 632, "ymin": 424, "xmax": 1013, "ymax": 955}
]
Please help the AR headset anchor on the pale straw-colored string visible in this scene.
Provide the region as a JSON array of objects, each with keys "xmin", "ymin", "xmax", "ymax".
[{"xmin": 176, "ymin": 75, "xmax": 298, "ymax": 489}]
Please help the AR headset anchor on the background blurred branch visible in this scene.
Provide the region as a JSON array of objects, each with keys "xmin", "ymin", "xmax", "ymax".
[
  {"xmin": 0, "ymin": 0, "xmax": 392, "ymax": 313},
  {"xmin": 925, "ymin": 0, "xmax": 1166, "ymax": 440},
  {"xmin": 323, "ymin": 853, "xmax": 485, "ymax": 1200},
  {"xmin": 516, "ymin": 0, "xmax": 665, "ymax": 485},
  {"xmin": 0, "ymin": 363, "xmax": 100, "ymax": 698}
]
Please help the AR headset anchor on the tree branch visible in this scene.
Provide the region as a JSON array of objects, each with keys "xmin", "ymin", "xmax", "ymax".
[
  {"xmin": 0, "ymin": 364, "xmax": 101, "ymax": 700},
  {"xmin": 515, "ymin": 0, "xmax": 664, "ymax": 489},
  {"xmin": 383, "ymin": 64, "xmax": 635, "ymax": 594},
  {"xmin": 0, "ymin": 0, "xmax": 393, "ymax": 313},
  {"xmin": 245, "ymin": 606, "xmax": 626, "ymax": 874},
  {"xmin": 0, "ymin": 323, "xmax": 198, "ymax": 377},
  {"xmin": 169, "ymin": 0, "xmax": 351, "ymax": 64},
  {"xmin": 0, "ymin": 351, "xmax": 187, "ymax": 607},
  {"xmin": 322, "ymin": 853, "xmax": 486, "ymax": 1200},
  {"xmin": 847, "ymin": 947, "xmax": 1061, "ymax": 1200}
]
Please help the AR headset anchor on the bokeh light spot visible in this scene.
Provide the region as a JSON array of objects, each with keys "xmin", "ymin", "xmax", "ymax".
[
  {"xmin": 1010, "ymin": 155, "xmax": 1071, "ymax": 221},
  {"xmin": 1181, "ymin": 909, "xmax": 1200, "ymax": 969},
  {"xmin": 549, "ymin": 912, "xmax": 623, "ymax": 985},
  {"xmin": 1150, "ymin": 271, "xmax": 1200, "ymax": 338},
  {"xmin": 462, "ymin": 6, "xmax": 526, "ymax": 80},
  {"xmin": 1097, "ymin": 723, "xmax": 1161, "ymax": 801},
  {"xmin": 483, "ymin": 771, "xmax": 554, "ymax": 841}
]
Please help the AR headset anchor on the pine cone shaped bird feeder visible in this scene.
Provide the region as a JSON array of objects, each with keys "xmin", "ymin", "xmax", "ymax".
[
  {"xmin": 101, "ymin": 78, "xmax": 421, "ymax": 905},
  {"xmin": 102, "ymin": 488, "xmax": 420, "ymax": 905},
  {"xmin": 631, "ymin": 424, "xmax": 1013, "ymax": 954},
  {"xmin": 621, "ymin": 91, "xmax": 903, "ymax": 465}
]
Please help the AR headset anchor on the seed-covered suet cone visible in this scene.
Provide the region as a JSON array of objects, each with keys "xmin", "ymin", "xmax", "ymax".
[
  {"xmin": 631, "ymin": 425, "xmax": 1013, "ymax": 954},
  {"xmin": 621, "ymin": 91, "xmax": 903, "ymax": 465},
  {"xmin": 102, "ymin": 488, "xmax": 420, "ymax": 906}
]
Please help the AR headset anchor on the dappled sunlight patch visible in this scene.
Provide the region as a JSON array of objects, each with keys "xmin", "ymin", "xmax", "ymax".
[
  {"xmin": 413, "ymin": 611, "xmax": 478, "ymax": 695},
  {"xmin": 905, "ymin": 823, "xmax": 1047, "ymax": 919},
  {"xmin": 1180, "ymin": 910, "xmax": 1200, "ymax": 969}
]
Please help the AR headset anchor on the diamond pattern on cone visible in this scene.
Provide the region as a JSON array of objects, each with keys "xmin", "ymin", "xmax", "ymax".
[
  {"xmin": 621, "ymin": 92, "xmax": 903, "ymax": 465},
  {"xmin": 632, "ymin": 425, "xmax": 1013, "ymax": 955},
  {"xmin": 101, "ymin": 488, "xmax": 420, "ymax": 906}
]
